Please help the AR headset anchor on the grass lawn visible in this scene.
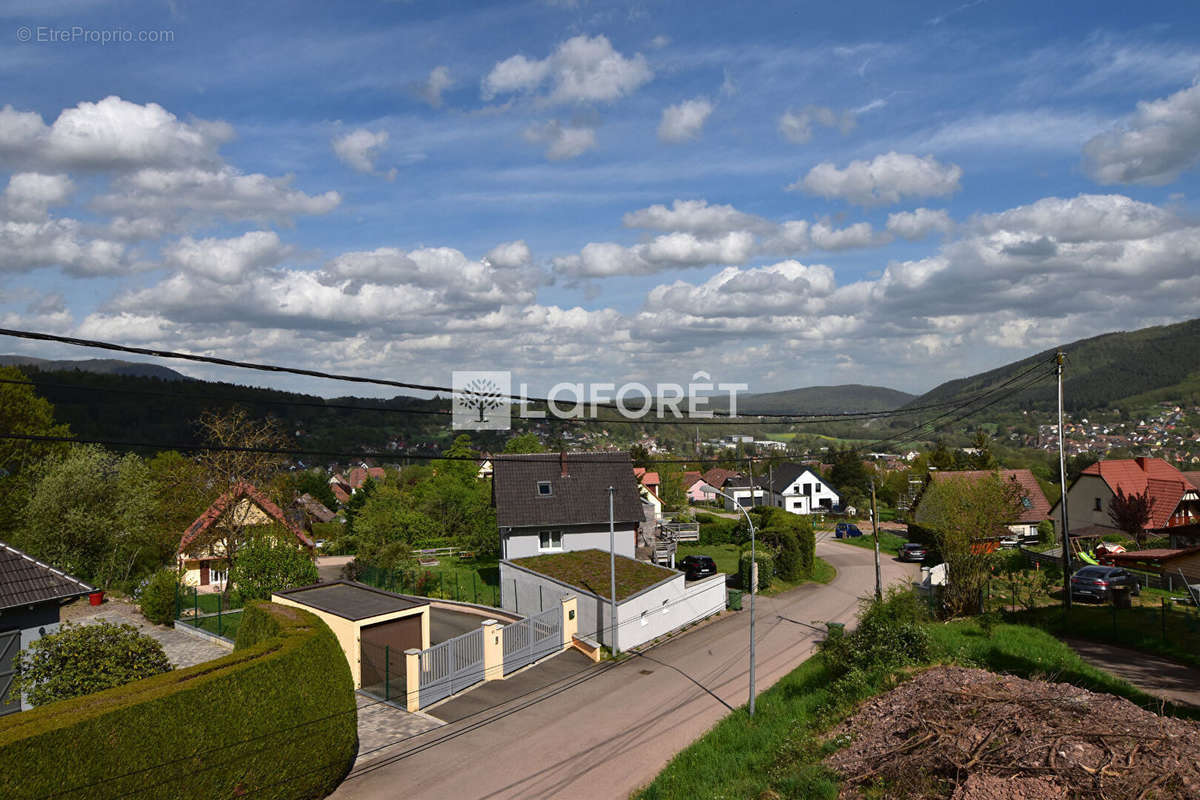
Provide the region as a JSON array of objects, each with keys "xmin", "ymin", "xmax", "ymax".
[
  {"xmin": 177, "ymin": 590, "xmax": 244, "ymax": 617},
  {"xmin": 1008, "ymin": 603, "xmax": 1200, "ymax": 669},
  {"xmin": 635, "ymin": 620, "xmax": 1195, "ymax": 800},
  {"xmin": 190, "ymin": 608, "xmax": 243, "ymax": 640},
  {"xmin": 676, "ymin": 543, "xmax": 740, "ymax": 575},
  {"xmin": 837, "ymin": 529, "xmax": 908, "ymax": 557},
  {"xmin": 358, "ymin": 557, "xmax": 503, "ymax": 606}
]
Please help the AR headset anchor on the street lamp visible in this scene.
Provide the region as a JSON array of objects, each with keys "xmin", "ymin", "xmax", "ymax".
[{"xmin": 704, "ymin": 485, "xmax": 758, "ymax": 716}]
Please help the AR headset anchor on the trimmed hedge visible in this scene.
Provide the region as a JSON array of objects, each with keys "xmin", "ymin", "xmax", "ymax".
[
  {"xmin": 739, "ymin": 550, "xmax": 774, "ymax": 592},
  {"xmin": 0, "ymin": 602, "xmax": 357, "ymax": 800}
]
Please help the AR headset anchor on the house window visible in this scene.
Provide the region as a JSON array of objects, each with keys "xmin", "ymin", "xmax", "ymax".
[
  {"xmin": 803, "ymin": 483, "xmax": 812, "ymax": 496},
  {"xmin": 210, "ymin": 566, "xmax": 228, "ymax": 587},
  {"xmin": 537, "ymin": 481, "xmax": 552, "ymax": 496},
  {"xmin": 1094, "ymin": 497, "xmax": 1102, "ymax": 511},
  {"xmin": 538, "ymin": 530, "xmax": 562, "ymax": 551}
]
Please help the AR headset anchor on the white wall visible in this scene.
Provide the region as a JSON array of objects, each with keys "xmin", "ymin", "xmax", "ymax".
[
  {"xmin": 502, "ymin": 525, "xmax": 637, "ymax": 560},
  {"xmin": 1054, "ymin": 474, "xmax": 1116, "ymax": 538},
  {"xmin": 500, "ymin": 560, "xmax": 726, "ymax": 651}
]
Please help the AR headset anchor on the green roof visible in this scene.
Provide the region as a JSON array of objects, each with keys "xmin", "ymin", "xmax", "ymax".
[{"xmin": 511, "ymin": 549, "xmax": 677, "ymax": 601}]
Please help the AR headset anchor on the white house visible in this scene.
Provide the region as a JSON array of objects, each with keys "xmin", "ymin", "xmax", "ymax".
[
  {"xmin": 765, "ymin": 463, "xmax": 840, "ymax": 515},
  {"xmin": 493, "ymin": 452, "xmax": 642, "ymax": 560}
]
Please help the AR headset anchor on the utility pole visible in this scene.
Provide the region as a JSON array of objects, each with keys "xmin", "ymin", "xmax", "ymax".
[
  {"xmin": 1056, "ymin": 352, "xmax": 1072, "ymax": 611},
  {"xmin": 871, "ymin": 478, "xmax": 882, "ymax": 602},
  {"xmin": 609, "ymin": 486, "xmax": 619, "ymax": 653}
]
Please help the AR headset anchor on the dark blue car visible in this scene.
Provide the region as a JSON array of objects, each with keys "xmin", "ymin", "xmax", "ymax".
[{"xmin": 835, "ymin": 523, "xmax": 864, "ymax": 538}]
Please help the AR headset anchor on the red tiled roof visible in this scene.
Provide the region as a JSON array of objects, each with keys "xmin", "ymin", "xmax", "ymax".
[
  {"xmin": 1081, "ymin": 457, "xmax": 1192, "ymax": 529},
  {"xmin": 347, "ymin": 467, "xmax": 368, "ymax": 489},
  {"xmin": 178, "ymin": 482, "xmax": 314, "ymax": 555},
  {"xmin": 682, "ymin": 471, "xmax": 703, "ymax": 487},
  {"xmin": 366, "ymin": 467, "xmax": 385, "ymax": 480},
  {"xmin": 331, "ymin": 484, "xmax": 351, "ymax": 504},
  {"xmin": 926, "ymin": 469, "xmax": 1051, "ymax": 524},
  {"xmin": 702, "ymin": 468, "xmax": 740, "ymax": 490},
  {"xmin": 1182, "ymin": 471, "xmax": 1200, "ymax": 490}
]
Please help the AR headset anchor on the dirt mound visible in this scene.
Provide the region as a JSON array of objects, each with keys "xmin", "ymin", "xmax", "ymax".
[{"xmin": 825, "ymin": 666, "xmax": 1200, "ymax": 799}]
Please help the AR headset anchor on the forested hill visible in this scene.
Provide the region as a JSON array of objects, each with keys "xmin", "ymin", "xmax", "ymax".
[
  {"xmin": 10, "ymin": 366, "xmax": 474, "ymax": 457},
  {"xmin": 0, "ymin": 355, "xmax": 189, "ymax": 381},
  {"xmin": 908, "ymin": 317, "xmax": 1200, "ymax": 413},
  {"xmin": 710, "ymin": 384, "xmax": 915, "ymax": 414}
]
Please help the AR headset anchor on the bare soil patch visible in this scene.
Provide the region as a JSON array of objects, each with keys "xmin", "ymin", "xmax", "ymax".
[{"xmin": 825, "ymin": 666, "xmax": 1200, "ymax": 800}]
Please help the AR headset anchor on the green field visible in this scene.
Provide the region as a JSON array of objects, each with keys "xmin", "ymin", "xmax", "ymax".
[
  {"xmin": 836, "ymin": 529, "xmax": 908, "ymax": 556},
  {"xmin": 188, "ymin": 608, "xmax": 243, "ymax": 640},
  {"xmin": 635, "ymin": 620, "xmax": 1194, "ymax": 800}
]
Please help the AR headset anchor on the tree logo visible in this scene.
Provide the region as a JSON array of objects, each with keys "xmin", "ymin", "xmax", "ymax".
[{"xmin": 452, "ymin": 371, "xmax": 511, "ymax": 430}]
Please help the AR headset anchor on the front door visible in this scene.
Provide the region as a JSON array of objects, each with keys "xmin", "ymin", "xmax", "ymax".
[
  {"xmin": 1, "ymin": 629, "xmax": 21, "ymax": 715},
  {"xmin": 200, "ymin": 561, "xmax": 210, "ymax": 586}
]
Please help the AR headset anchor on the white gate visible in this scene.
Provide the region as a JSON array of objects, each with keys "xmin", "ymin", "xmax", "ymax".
[
  {"xmin": 501, "ymin": 607, "xmax": 561, "ymax": 675},
  {"xmin": 417, "ymin": 628, "xmax": 485, "ymax": 708}
]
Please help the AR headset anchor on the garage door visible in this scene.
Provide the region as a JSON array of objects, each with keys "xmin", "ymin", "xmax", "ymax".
[
  {"xmin": 359, "ymin": 616, "xmax": 423, "ymax": 703},
  {"xmin": 1, "ymin": 629, "xmax": 20, "ymax": 716}
]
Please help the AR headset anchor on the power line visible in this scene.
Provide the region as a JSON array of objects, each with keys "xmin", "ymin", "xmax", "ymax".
[{"xmin": 0, "ymin": 326, "xmax": 1029, "ymax": 423}]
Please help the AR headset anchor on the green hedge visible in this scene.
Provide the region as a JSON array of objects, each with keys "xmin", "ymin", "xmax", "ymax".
[
  {"xmin": 0, "ymin": 602, "xmax": 356, "ymax": 800},
  {"xmin": 739, "ymin": 550, "xmax": 774, "ymax": 592}
]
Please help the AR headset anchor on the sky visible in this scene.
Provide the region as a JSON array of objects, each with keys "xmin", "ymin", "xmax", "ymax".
[{"xmin": 0, "ymin": 0, "xmax": 1198, "ymax": 400}]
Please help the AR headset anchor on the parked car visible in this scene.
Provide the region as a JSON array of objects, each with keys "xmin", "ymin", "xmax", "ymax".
[
  {"xmin": 835, "ymin": 523, "xmax": 864, "ymax": 538},
  {"xmin": 898, "ymin": 542, "xmax": 927, "ymax": 562},
  {"xmin": 1001, "ymin": 533, "xmax": 1041, "ymax": 548},
  {"xmin": 1069, "ymin": 566, "xmax": 1141, "ymax": 603},
  {"xmin": 679, "ymin": 555, "xmax": 718, "ymax": 581}
]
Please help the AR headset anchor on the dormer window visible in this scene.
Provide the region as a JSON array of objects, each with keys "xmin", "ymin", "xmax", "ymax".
[{"xmin": 537, "ymin": 481, "xmax": 553, "ymax": 496}]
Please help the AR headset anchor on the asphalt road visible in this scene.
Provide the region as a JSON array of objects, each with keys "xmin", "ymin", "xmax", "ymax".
[{"xmin": 330, "ymin": 541, "xmax": 919, "ymax": 800}]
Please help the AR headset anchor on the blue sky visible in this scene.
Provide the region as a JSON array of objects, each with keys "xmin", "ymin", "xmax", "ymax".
[{"xmin": 0, "ymin": 0, "xmax": 1198, "ymax": 398}]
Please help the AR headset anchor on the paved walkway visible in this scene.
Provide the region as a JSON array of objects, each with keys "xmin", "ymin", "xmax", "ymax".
[
  {"xmin": 61, "ymin": 598, "xmax": 229, "ymax": 669},
  {"xmin": 354, "ymin": 694, "xmax": 442, "ymax": 768},
  {"xmin": 1065, "ymin": 637, "xmax": 1200, "ymax": 709},
  {"xmin": 330, "ymin": 541, "xmax": 919, "ymax": 800}
]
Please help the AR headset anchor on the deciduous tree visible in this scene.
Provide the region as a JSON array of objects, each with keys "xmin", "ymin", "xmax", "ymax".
[{"xmin": 1107, "ymin": 487, "xmax": 1155, "ymax": 546}]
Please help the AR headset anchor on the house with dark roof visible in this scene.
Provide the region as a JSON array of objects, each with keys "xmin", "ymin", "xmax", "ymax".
[
  {"xmin": 1, "ymin": 542, "xmax": 93, "ymax": 715},
  {"xmin": 912, "ymin": 469, "xmax": 1052, "ymax": 540},
  {"xmin": 764, "ymin": 463, "xmax": 840, "ymax": 515},
  {"xmin": 1048, "ymin": 457, "xmax": 1200, "ymax": 541},
  {"xmin": 492, "ymin": 452, "xmax": 643, "ymax": 560},
  {"xmin": 177, "ymin": 483, "xmax": 315, "ymax": 591}
]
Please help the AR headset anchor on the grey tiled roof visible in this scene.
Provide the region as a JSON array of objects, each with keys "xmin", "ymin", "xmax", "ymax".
[
  {"xmin": 493, "ymin": 452, "xmax": 644, "ymax": 529},
  {"xmin": 0, "ymin": 542, "xmax": 93, "ymax": 611}
]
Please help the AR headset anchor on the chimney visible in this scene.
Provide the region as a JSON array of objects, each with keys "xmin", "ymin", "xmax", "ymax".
[
  {"xmin": 560, "ymin": 450, "xmax": 568, "ymax": 478},
  {"xmin": 1136, "ymin": 456, "xmax": 1148, "ymax": 471}
]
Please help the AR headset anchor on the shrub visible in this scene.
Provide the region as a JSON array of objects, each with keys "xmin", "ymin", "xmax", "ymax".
[
  {"xmin": 12, "ymin": 622, "xmax": 172, "ymax": 707},
  {"xmin": 138, "ymin": 568, "xmax": 180, "ymax": 625},
  {"xmin": 0, "ymin": 603, "xmax": 356, "ymax": 800},
  {"xmin": 1036, "ymin": 519, "xmax": 1055, "ymax": 544},
  {"xmin": 698, "ymin": 516, "xmax": 738, "ymax": 546},
  {"xmin": 739, "ymin": 550, "xmax": 774, "ymax": 592},
  {"xmin": 230, "ymin": 537, "xmax": 319, "ymax": 601},
  {"xmin": 774, "ymin": 530, "xmax": 802, "ymax": 581},
  {"xmin": 820, "ymin": 589, "xmax": 932, "ymax": 678}
]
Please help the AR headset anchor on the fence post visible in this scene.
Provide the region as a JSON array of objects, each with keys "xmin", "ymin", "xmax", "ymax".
[
  {"xmin": 404, "ymin": 649, "xmax": 421, "ymax": 712},
  {"xmin": 174, "ymin": 582, "xmax": 180, "ymax": 620},
  {"xmin": 1162, "ymin": 597, "xmax": 1167, "ymax": 642},
  {"xmin": 1112, "ymin": 600, "xmax": 1117, "ymax": 638},
  {"xmin": 455, "ymin": 571, "xmax": 460, "ymax": 601},
  {"xmin": 218, "ymin": 595, "xmax": 222, "ymax": 637},
  {"xmin": 193, "ymin": 587, "xmax": 198, "ymax": 623},
  {"xmin": 473, "ymin": 572, "xmax": 478, "ymax": 604},
  {"xmin": 481, "ymin": 620, "xmax": 503, "ymax": 680},
  {"xmin": 385, "ymin": 645, "xmax": 390, "ymax": 702}
]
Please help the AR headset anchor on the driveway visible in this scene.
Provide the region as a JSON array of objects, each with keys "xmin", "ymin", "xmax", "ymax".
[
  {"xmin": 330, "ymin": 541, "xmax": 918, "ymax": 800},
  {"xmin": 61, "ymin": 598, "xmax": 229, "ymax": 669},
  {"xmin": 1064, "ymin": 638, "xmax": 1200, "ymax": 709}
]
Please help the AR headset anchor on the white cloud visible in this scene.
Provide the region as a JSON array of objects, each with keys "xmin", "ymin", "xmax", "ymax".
[
  {"xmin": 1084, "ymin": 82, "xmax": 1200, "ymax": 185},
  {"xmin": 0, "ymin": 96, "xmax": 231, "ymax": 172},
  {"xmin": 163, "ymin": 231, "xmax": 290, "ymax": 283},
  {"xmin": 419, "ymin": 66, "xmax": 454, "ymax": 108},
  {"xmin": 552, "ymin": 230, "xmax": 756, "ymax": 277},
  {"xmin": 94, "ymin": 166, "xmax": 341, "ymax": 225},
  {"xmin": 887, "ymin": 208, "xmax": 954, "ymax": 240},
  {"xmin": 332, "ymin": 129, "xmax": 395, "ymax": 179},
  {"xmin": 623, "ymin": 199, "xmax": 769, "ymax": 236},
  {"xmin": 522, "ymin": 120, "xmax": 597, "ymax": 160},
  {"xmin": 793, "ymin": 152, "xmax": 962, "ymax": 206},
  {"xmin": 972, "ymin": 194, "xmax": 1176, "ymax": 242},
  {"xmin": 482, "ymin": 35, "xmax": 652, "ymax": 105},
  {"xmin": 778, "ymin": 105, "xmax": 855, "ymax": 144},
  {"xmin": 484, "ymin": 240, "xmax": 533, "ymax": 268},
  {"xmin": 0, "ymin": 218, "xmax": 129, "ymax": 276},
  {"xmin": 658, "ymin": 98, "xmax": 713, "ymax": 143},
  {"xmin": 2, "ymin": 173, "xmax": 73, "ymax": 221},
  {"xmin": 809, "ymin": 220, "xmax": 889, "ymax": 250}
]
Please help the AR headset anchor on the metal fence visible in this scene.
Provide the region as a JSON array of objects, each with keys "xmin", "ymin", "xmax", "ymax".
[
  {"xmin": 173, "ymin": 585, "xmax": 244, "ymax": 640},
  {"xmin": 356, "ymin": 564, "xmax": 500, "ymax": 606},
  {"xmin": 417, "ymin": 628, "xmax": 485, "ymax": 708},
  {"xmin": 502, "ymin": 607, "xmax": 562, "ymax": 675},
  {"xmin": 360, "ymin": 639, "xmax": 407, "ymax": 705}
]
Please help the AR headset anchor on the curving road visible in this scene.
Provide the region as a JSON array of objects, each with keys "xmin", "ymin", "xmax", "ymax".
[{"xmin": 330, "ymin": 541, "xmax": 919, "ymax": 800}]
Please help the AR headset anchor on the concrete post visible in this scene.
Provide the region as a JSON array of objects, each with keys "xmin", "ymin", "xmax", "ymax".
[
  {"xmin": 560, "ymin": 595, "xmax": 578, "ymax": 650},
  {"xmin": 480, "ymin": 619, "xmax": 504, "ymax": 681},
  {"xmin": 404, "ymin": 648, "xmax": 421, "ymax": 712}
]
